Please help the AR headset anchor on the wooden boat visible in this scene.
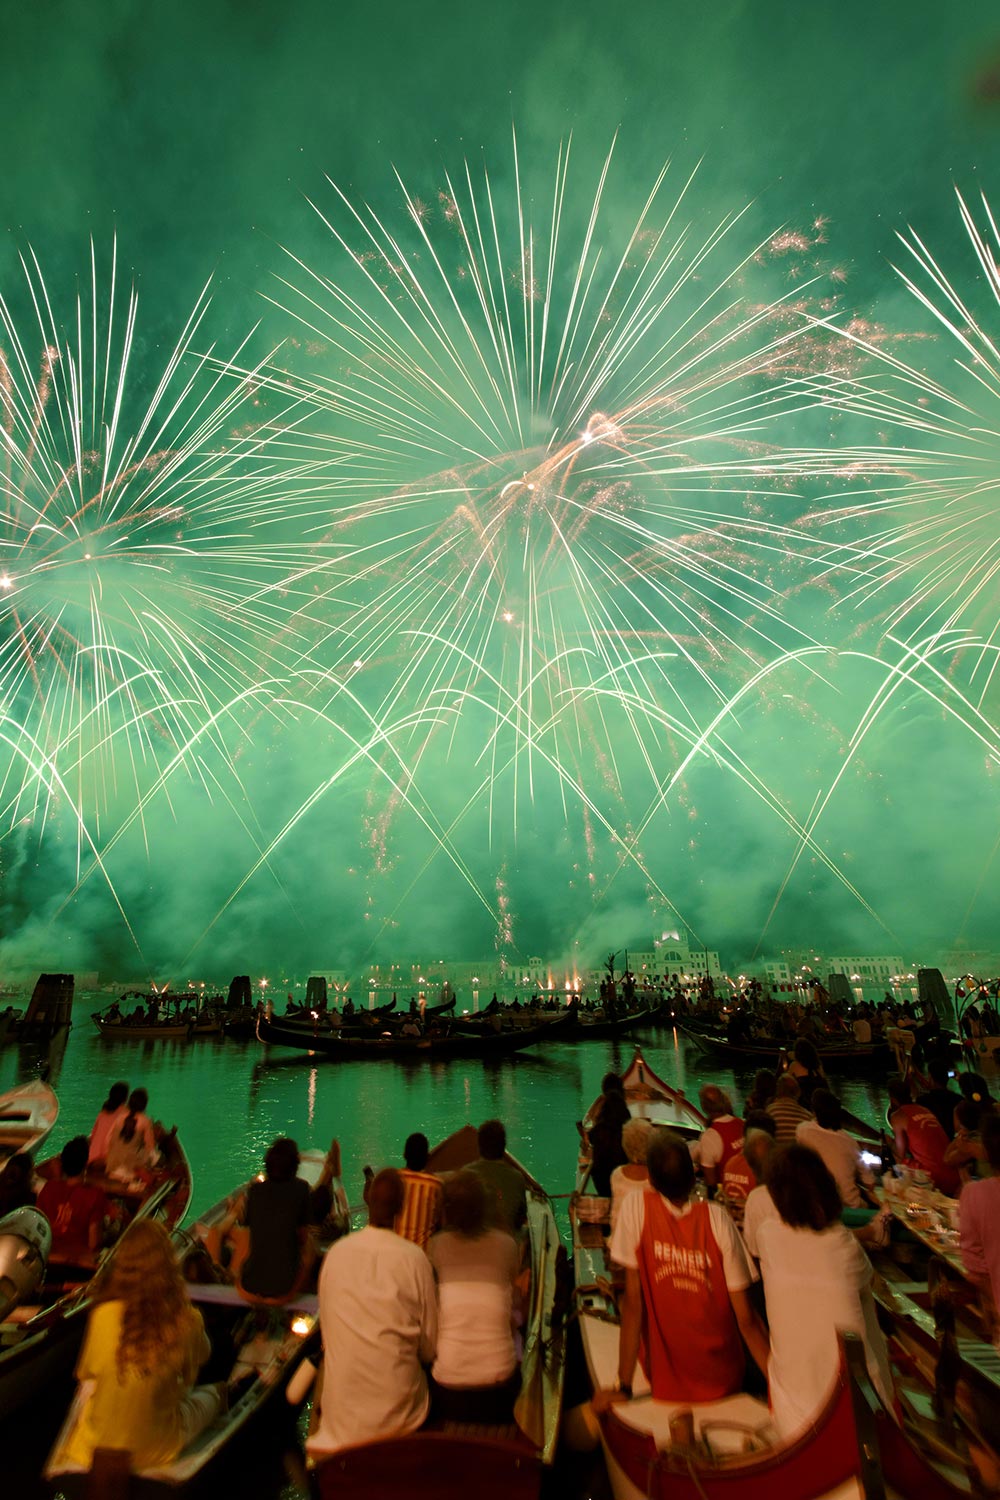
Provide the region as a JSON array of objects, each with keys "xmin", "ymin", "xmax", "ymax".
[
  {"xmin": 680, "ymin": 1027, "xmax": 891, "ymax": 1072},
  {"xmin": 0, "ymin": 1080, "xmax": 59, "ymax": 1163},
  {"xmin": 256, "ymin": 1008, "xmax": 574, "ymax": 1060},
  {"xmin": 577, "ymin": 1047, "xmax": 704, "ymax": 1192},
  {"xmin": 0, "ymin": 1128, "xmax": 191, "ymax": 1421},
  {"xmin": 44, "ymin": 1150, "xmax": 336, "ymax": 1494},
  {"xmin": 91, "ymin": 1009, "xmax": 223, "ymax": 1040},
  {"xmin": 12, "ymin": 973, "xmax": 74, "ymax": 1044},
  {"xmin": 565, "ymin": 1004, "xmax": 655, "ymax": 1042},
  {"xmin": 570, "ymin": 1125, "xmax": 976, "ymax": 1498},
  {"xmin": 310, "ymin": 1124, "xmax": 567, "ymax": 1499}
]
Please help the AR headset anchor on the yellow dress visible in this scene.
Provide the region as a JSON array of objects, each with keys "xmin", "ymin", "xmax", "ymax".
[{"xmin": 60, "ymin": 1299, "xmax": 211, "ymax": 1468}]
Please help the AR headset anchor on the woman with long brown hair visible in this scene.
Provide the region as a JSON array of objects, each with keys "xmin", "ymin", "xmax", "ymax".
[{"xmin": 54, "ymin": 1218, "xmax": 223, "ymax": 1470}]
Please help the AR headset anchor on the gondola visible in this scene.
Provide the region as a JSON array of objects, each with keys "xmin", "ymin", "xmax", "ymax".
[
  {"xmin": 256, "ymin": 1008, "xmax": 574, "ymax": 1059},
  {"xmin": 569, "ymin": 1089, "xmax": 976, "ymax": 1499},
  {"xmin": 0, "ymin": 1127, "xmax": 191, "ymax": 1421},
  {"xmin": 0, "ymin": 1080, "xmax": 59, "ymax": 1163},
  {"xmin": 680, "ymin": 1027, "xmax": 891, "ymax": 1072},
  {"xmin": 91, "ymin": 1009, "xmax": 223, "ymax": 1040},
  {"xmin": 44, "ymin": 1149, "xmax": 339, "ymax": 1494},
  {"xmin": 309, "ymin": 1124, "xmax": 567, "ymax": 1499},
  {"xmin": 564, "ymin": 1004, "xmax": 656, "ymax": 1042}
]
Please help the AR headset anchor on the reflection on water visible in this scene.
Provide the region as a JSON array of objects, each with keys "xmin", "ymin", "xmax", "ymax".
[
  {"xmin": 0, "ymin": 998, "xmax": 886, "ymax": 1214},
  {"xmin": 1, "ymin": 997, "xmax": 888, "ymax": 1494}
]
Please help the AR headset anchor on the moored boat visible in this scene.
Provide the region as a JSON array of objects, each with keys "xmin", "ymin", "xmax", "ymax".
[
  {"xmin": 0, "ymin": 1127, "xmax": 191, "ymax": 1422},
  {"xmin": 0, "ymin": 1080, "xmax": 59, "ymax": 1163},
  {"xmin": 256, "ymin": 1008, "xmax": 573, "ymax": 1059},
  {"xmin": 43, "ymin": 1149, "xmax": 336, "ymax": 1494},
  {"xmin": 92, "ymin": 1008, "xmax": 223, "ymax": 1040},
  {"xmin": 680, "ymin": 1027, "xmax": 891, "ymax": 1072},
  {"xmin": 310, "ymin": 1123, "xmax": 567, "ymax": 1499}
]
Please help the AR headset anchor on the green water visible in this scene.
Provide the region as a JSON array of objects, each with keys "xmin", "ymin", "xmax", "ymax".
[
  {"xmin": 1, "ymin": 998, "xmax": 887, "ymax": 1208},
  {"xmin": 2, "ymin": 999, "xmax": 890, "ymax": 1493}
]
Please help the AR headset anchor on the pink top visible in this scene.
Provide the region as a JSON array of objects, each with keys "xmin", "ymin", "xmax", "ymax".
[
  {"xmin": 88, "ymin": 1104, "xmax": 128, "ymax": 1164},
  {"xmin": 960, "ymin": 1176, "xmax": 1000, "ymax": 1300}
]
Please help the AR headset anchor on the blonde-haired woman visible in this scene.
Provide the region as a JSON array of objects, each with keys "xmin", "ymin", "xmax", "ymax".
[
  {"xmin": 55, "ymin": 1219, "xmax": 223, "ymax": 1470},
  {"xmin": 609, "ymin": 1117, "xmax": 654, "ymax": 1235}
]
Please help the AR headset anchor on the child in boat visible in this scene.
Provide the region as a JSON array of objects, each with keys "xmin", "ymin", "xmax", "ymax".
[{"xmin": 52, "ymin": 1218, "xmax": 223, "ymax": 1470}]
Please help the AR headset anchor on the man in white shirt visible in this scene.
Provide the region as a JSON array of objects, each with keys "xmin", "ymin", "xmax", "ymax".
[
  {"xmin": 308, "ymin": 1168, "xmax": 437, "ymax": 1459},
  {"xmin": 795, "ymin": 1090, "xmax": 875, "ymax": 1211}
]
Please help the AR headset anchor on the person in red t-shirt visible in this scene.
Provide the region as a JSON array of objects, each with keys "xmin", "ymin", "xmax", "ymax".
[
  {"xmin": 721, "ymin": 1111, "xmax": 778, "ymax": 1206},
  {"xmin": 37, "ymin": 1137, "xmax": 109, "ymax": 1267},
  {"xmin": 693, "ymin": 1085, "xmax": 744, "ymax": 1188},
  {"xmin": 599, "ymin": 1129, "xmax": 769, "ymax": 1410},
  {"xmin": 888, "ymin": 1077, "xmax": 960, "ymax": 1196}
]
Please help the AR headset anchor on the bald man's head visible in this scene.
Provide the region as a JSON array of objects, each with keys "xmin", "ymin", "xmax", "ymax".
[{"xmin": 368, "ymin": 1167, "xmax": 405, "ymax": 1228}]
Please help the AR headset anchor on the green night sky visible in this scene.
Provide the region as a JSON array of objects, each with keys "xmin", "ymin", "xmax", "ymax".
[{"xmin": 1, "ymin": 0, "xmax": 999, "ymax": 980}]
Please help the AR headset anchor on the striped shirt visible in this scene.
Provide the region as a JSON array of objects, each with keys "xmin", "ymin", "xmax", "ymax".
[
  {"xmin": 395, "ymin": 1169, "xmax": 443, "ymax": 1251},
  {"xmin": 766, "ymin": 1098, "xmax": 813, "ymax": 1144}
]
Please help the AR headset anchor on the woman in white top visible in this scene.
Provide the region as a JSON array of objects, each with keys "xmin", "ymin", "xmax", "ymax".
[
  {"xmin": 608, "ymin": 1117, "xmax": 653, "ymax": 1235},
  {"xmin": 756, "ymin": 1143, "xmax": 894, "ymax": 1441},
  {"xmin": 428, "ymin": 1170, "xmax": 520, "ymax": 1423}
]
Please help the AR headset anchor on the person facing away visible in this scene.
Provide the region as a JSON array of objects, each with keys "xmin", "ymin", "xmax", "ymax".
[
  {"xmin": 37, "ymin": 1137, "xmax": 109, "ymax": 1268},
  {"xmin": 88, "ymin": 1082, "xmax": 129, "ymax": 1167},
  {"xmin": 608, "ymin": 1117, "xmax": 653, "ymax": 1236},
  {"xmin": 601, "ymin": 1127, "xmax": 769, "ymax": 1407},
  {"xmin": 240, "ymin": 1137, "xmax": 312, "ymax": 1299},
  {"xmin": 53, "ymin": 1218, "xmax": 223, "ymax": 1471},
  {"xmin": 755, "ymin": 1144, "xmax": 894, "ymax": 1441},
  {"xmin": 467, "ymin": 1119, "xmax": 527, "ymax": 1236},
  {"xmin": 959, "ymin": 1114, "xmax": 1000, "ymax": 1337},
  {"xmin": 692, "ymin": 1085, "xmax": 743, "ymax": 1188},
  {"xmin": 917, "ymin": 1057, "xmax": 963, "ymax": 1140},
  {"xmin": 796, "ymin": 1090, "xmax": 876, "ymax": 1211},
  {"xmin": 105, "ymin": 1088, "xmax": 159, "ymax": 1182},
  {"xmin": 427, "ymin": 1170, "xmax": 520, "ymax": 1423},
  {"xmin": 887, "ymin": 1075, "xmax": 960, "ymax": 1195},
  {"xmin": 721, "ymin": 1111, "xmax": 777, "ymax": 1206},
  {"xmin": 308, "ymin": 1167, "xmax": 437, "ymax": 1459},
  {"xmin": 395, "ymin": 1132, "xmax": 443, "ymax": 1251},
  {"xmin": 586, "ymin": 1074, "xmax": 631, "ymax": 1197},
  {"xmin": 789, "ymin": 1038, "xmax": 827, "ymax": 1108},
  {"xmin": 766, "ymin": 1074, "xmax": 813, "ymax": 1144}
]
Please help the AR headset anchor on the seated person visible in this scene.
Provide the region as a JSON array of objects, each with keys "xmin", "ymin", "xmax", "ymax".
[
  {"xmin": 428, "ymin": 1171, "xmax": 520, "ymax": 1423},
  {"xmin": 692, "ymin": 1086, "xmax": 743, "ymax": 1188},
  {"xmin": 755, "ymin": 1145, "xmax": 894, "ymax": 1441},
  {"xmin": 105, "ymin": 1089, "xmax": 160, "ymax": 1182},
  {"xmin": 396, "ymin": 1132, "xmax": 443, "ymax": 1251},
  {"xmin": 51, "ymin": 1219, "xmax": 222, "ymax": 1471},
  {"xmin": 796, "ymin": 1090, "xmax": 877, "ymax": 1219},
  {"xmin": 944, "ymin": 1101, "xmax": 992, "ymax": 1186},
  {"xmin": 585, "ymin": 1076, "xmax": 631, "ymax": 1196},
  {"xmin": 608, "ymin": 1118, "xmax": 653, "ymax": 1235},
  {"xmin": 467, "ymin": 1120, "xmax": 526, "ymax": 1237},
  {"xmin": 37, "ymin": 1137, "xmax": 109, "ymax": 1267},
  {"xmin": 239, "ymin": 1137, "xmax": 312, "ymax": 1299},
  {"xmin": 888, "ymin": 1076, "xmax": 960, "ymax": 1195},
  {"xmin": 599, "ymin": 1129, "xmax": 768, "ymax": 1407},
  {"xmin": 88, "ymin": 1082, "xmax": 129, "ymax": 1167},
  {"xmin": 721, "ymin": 1111, "xmax": 777, "ymax": 1207},
  {"xmin": 767, "ymin": 1074, "xmax": 813, "ymax": 1143}
]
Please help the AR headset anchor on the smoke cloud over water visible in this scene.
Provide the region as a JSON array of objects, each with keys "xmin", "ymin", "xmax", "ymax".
[{"xmin": 1, "ymin": 1, "xmax": 999, "ymax": 980}]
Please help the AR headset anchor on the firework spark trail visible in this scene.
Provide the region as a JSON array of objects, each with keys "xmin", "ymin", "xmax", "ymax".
[
  {"xmin": 0, "ymin": 241, "xmax": 339, "ymax": 847},
  {"xmin": 751, "ymin": 631, "xmax": 1000, "ymax": 950},
  {"xmin": 785, "ymin": 189, "xmax": 1000, "ymax": 703},
  {"xmin": 236, "ymin": 145, "xmax": 864, "ymax": 872}
]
